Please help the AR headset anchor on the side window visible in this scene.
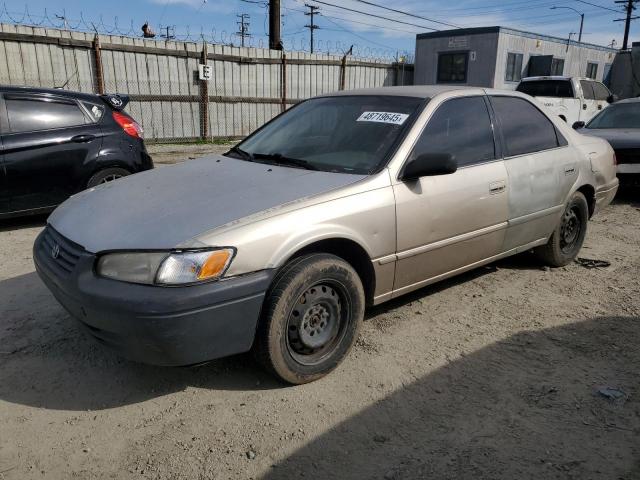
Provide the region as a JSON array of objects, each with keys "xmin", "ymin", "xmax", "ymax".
[
  {"xmin": 491, "ymin": 96, "xmax": 560, "ymax": 157},
  {"xmin": 580, "ymin": 80, "xmax": 595, "ymax": 100},
  {"xmin": 437, "ymin": 53, "xmax": 468, "ymax": 83},
  {"xmin": 592, "ymin": 82, "xmax": 610, "ymax": 101},
  {"xmin": 5, "ymin": 96, "xmax": 87, "ymax": 133},
  {"xmin": 505, "ymin": 53, "xmax": 523, "ymax": 82},
  {"xmin": 586, "ymin": 62, "xmax": 598, "ymax": 79},
  {"xmin": 411, "ymin": 96, "xmax": 495, "ymax": 167}
]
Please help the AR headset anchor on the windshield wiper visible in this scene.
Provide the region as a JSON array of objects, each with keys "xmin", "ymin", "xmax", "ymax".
[
  {"xmin": 252, "ymin": 152, "xmax": 318, "ymax": 171},
  {"xmin": 225, "ymin": 146, "xmax": 254, "ymax": 161}
]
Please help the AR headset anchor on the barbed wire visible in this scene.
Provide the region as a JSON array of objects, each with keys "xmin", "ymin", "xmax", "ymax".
[{"xmin": 0, "ymin": 3, "xmax": 413, "ymax": 63}]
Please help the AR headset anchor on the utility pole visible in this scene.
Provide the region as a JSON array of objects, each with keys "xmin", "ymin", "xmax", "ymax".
[
  {"xmin": 160, "ymin": 25, "xmax": 175, "ymax": 40},
  {"xmin": 550, "ymin": 6, "xmax": 584, "ymax": 42},
  {"xmin": 615, "ymin": 0, "xmax": 639, "ymax": 50},
  {"xmin": 304, "ymin": 4, "xmax": 320, "ymax": 54},
  {"xmin": 236, "ymin": 14, "xmax": 251, "ymax": 48},
  {"xmin": 269, "ymin": 0, "xmax": 282, "ymax": 50}
]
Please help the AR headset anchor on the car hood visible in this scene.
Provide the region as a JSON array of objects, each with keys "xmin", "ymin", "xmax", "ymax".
[
  {"xmin": 48, "ymin": 155, "xmax": 366, "ymax": 253},
  {"xmin": 578, "ymin": 128, "xmax": 640, "ymax": 150}
]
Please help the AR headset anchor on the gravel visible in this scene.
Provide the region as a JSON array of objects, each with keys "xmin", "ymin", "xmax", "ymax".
[{"xmin": 0, "ymin": 166, "xmax": 638, "ymax": 479}]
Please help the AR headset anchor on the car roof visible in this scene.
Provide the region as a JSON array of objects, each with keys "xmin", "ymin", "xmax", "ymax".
[
  {"xmin": 321, "ymin": 85, "xmax": 478, "ymax": 100},
  {"xmin": 0, "ymin": 85, "xmax": 102, "ymax": 102},
  {"xmin": 520, "ymin": 76, "xmax": 595, "ymax": 82}
]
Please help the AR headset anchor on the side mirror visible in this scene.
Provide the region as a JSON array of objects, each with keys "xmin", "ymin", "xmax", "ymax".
[
  {"xmin": 572, "ymin": 121, "xmax": 585, "ymax": 130},
  {"xmin": 401, "ymin": 153, "xmax": 457, "ymax": 181},
  {"xmin": 606, "ymin": 94, "xmax": 618, "ymax": 104}
]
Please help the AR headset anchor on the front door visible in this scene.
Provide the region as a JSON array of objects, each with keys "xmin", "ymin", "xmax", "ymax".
[
  {"xmin": 392, "ymin": 95, "xmax": 509, "ymax": 297},
  {"xmin": 579, "ymin": 80, "xmax": 599, "ymax": 123},
  {"xmin": 2, "ymin": 93, "xmax": 102, "ymax": 213},
  {"xmin": 489, "ymin": 95, "xmax": 578, "ymax": 250}
]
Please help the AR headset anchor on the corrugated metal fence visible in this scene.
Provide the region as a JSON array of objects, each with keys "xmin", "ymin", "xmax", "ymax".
[{"xmin": 0, "ymin": 23, "xmax": 414, "ymax": 142}]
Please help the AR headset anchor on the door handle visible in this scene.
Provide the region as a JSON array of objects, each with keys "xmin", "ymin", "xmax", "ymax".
[
  {"xmin": 70, "ymin": 134, "xmax": 96, "ymax": 143},
  {"xmin": 598, "ymin": 105, "xmax": 603, "ymax": 110},
  {"xmin": 564, "ymin": 166, "xmax": 576, "ymax": 175},
  {"xmin": 489, "ymin": 181, "xmax": 506, "ymax": 194}
]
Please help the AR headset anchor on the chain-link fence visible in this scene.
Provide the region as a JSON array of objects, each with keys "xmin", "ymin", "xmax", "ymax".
[{"xmin": 0, "ymin": 23, "xmax": 414, "ymax": 143}]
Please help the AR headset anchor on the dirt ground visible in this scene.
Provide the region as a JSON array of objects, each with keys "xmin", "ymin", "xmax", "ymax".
[{"xmin": 0, "ymin": 151, "xmax": 639, "ymax": 479}]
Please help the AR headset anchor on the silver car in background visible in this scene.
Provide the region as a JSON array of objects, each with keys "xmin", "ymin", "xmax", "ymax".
[{"xmin": 34, "ymin": 86, "xmax": 618, "ymax": 384}]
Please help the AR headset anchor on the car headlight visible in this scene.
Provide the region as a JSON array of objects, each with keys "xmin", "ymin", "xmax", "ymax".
[{"xmin": 96, "ymin": 248, "xmax": 235, "ymax": 285}]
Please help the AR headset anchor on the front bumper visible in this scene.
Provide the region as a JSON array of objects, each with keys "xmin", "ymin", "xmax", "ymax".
[
  {"xmin": 594, "ymin": 178, "xmax": 619, "ymax": 215},
  {"xmin": 34, "ymin": 227, "xmax": 273, "ymax": 366}
]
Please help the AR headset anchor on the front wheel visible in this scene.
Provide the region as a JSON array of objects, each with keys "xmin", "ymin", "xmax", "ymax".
[
  {"xmin": 254, "ymin": 253, "xmax": 365, "ymax": 384},
  {"xmin": 535, "ymin": 191, "xmax": 589, "ymax": 267}
]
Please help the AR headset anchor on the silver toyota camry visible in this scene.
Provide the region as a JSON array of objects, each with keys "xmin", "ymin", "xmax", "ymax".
[{"xmin": 34, "ymin": 86, "xmax": 619, "ymax": 384}]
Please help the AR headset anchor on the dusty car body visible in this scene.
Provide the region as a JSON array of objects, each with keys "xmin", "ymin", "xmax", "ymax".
[{"xmin": 34, "ymin": 86, "xmax": 618, "ymax": 384}]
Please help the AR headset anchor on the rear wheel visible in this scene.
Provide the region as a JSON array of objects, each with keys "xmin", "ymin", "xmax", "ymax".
[
  {"xmin": 254, "ymin": 253, "xmax": 365, "ymax": 384},
  {"xmin": 535, "ymin": 191, "xmax": 588, "ymax": 267},
  {"xmin": 87, "ymin": 167, "xmax": 130, "ymax": 188}
]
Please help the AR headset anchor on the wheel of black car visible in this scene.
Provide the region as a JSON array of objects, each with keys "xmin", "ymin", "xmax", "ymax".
[
  {"xmin": 535, "ymin": 191, "xmax": 589, "ymax": 267},
  {"xmin": 255, "ymin": 253, "xmax": 365, "ymax": 384},
  {"xmin": 87, "ymin": 168, "xmax": 131, "ymax": 188}
]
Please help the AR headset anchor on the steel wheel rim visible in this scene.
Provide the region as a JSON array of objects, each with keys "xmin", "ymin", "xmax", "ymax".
[
  {"xmin": 99, "ymin": 174, "xmax": 123, "ymax": 184},
  {"xmin": 286, "ymin": 280, "xmax": 351, "ymax": 366},
  {"xmin": 560, "ymin": 205, "xmax": 582, "ymax": 253}
]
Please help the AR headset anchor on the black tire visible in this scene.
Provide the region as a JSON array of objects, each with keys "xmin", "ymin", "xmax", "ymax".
[
  {"xmin": 535, "ymin": 191, "xmax": 589, "ymax": 267},
  {"xmin": 254, "ymin": 253, "xmax": 365, "ymax": 385},
  {"xmin": 87, "ymin": 167, "xmax": 131, "ymax": 188}
]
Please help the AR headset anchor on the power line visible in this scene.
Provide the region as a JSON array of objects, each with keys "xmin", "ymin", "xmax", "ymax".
[
  {"xmin": 347, "ymin": 0, "xmax": 463, "ymax": 28},
  {"xmin": 304, "ymin": 4, "xmax": 320, "ymax": 53},
  {"xmin": 303, "ymin": 0, "xmax": 440, "ymax": 31},
  {"xmin": 575, "ymin": 0, "xmax": 622, "ymax": 13}
]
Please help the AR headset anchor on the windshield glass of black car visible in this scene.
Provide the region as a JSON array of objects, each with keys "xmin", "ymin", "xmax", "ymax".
[{"xmin": 227, "ymin": 95, "xmax": 424, "ymax": 174}]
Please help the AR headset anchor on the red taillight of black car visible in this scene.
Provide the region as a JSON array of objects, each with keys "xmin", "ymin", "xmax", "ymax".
[{"xmin": 112, "ymin": 111, "xmax": 144, "ymax": 139}]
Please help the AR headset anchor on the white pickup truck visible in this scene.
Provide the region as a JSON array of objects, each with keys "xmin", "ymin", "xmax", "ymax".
[{"xmin": 516, "ymin": 76, "xmax": 615, "ymax": 125}]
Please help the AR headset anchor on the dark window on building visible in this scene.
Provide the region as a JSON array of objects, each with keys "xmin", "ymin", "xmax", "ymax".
[
  {"xmin": 505, "ymin": 53, "xmax": 523, "ymax": 82},
  {"xmin": 411, "ymin": 96, "xmax": 495, "ymax": 167},
  {"xmin": 580, "ymin": 80, "xmax": 596, "ymax": 100},
  {"xmin": 592, "ymin": 82, "xmax": 610, "ymax": 101},
  {"xmin": 5, "ymin": 96, "xmax": 87, "ymax": 134},
  {"xmin": 516, "ymin": 80, "xmax": 574, "ymax": 98},
  {"xmin": 437, "ymin": 52, "xmax": 468, "ymax": 83},
  {"xmin": 586, "ymin": 62, "xmax": 598, "ymax": 79},
  {"xmin": 490, "ymin": 96, "xmax": 560, "ymax": 157},
  {"xmin": 551, "ymin": 58, "xmax": 565, "ymax": 76}
]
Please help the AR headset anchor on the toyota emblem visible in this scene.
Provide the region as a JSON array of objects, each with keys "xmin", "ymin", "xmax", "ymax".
[{"xmin": 51, "ymin": 243, "xmax": 60, "ymax": 259}]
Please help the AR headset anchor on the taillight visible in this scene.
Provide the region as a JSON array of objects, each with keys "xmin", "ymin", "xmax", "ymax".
[{"xmin": 112, "ymin": 111, "xmax": 143, "ymax": 139}]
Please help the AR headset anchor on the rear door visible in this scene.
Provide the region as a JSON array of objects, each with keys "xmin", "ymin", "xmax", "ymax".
[
  {"xmin": 392, "ymin": 95, "xmax": 509, "ymax": 296},
  {"xmin": 591, "ymin": 81, "xmax": 611, "ymax": 115},
  {"xmin": 2, "ymin": 93, "xmax": 103, "ymax": 213},
  {"xmin": 579, "ymin": 80, "xmax": 599, "ymax": 122},
  {"xmin": 489, "ymin": 95, "xmax": 577, "ymax": 250}
]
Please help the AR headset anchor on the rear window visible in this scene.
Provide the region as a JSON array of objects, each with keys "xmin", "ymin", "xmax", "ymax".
[
  {"xmin": 516, "ymin": 80, "xmax": 574, "ymax": 98},
  {"xmin": 5, "ymin": 95, "xmax": 88, "ymax": 133}
]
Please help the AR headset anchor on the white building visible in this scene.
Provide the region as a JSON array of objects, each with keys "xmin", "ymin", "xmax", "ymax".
[{"xmin": 414, "ymin": 27, "xmax": 617, "ymax": 89}]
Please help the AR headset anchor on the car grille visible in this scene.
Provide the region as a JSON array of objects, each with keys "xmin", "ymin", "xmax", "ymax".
[
  {"xmin": 615, "ymin": 148, "xmax": 640, "ymax": 165},
  {"xmin": 37, "ymin": 226, "xmax": 85, "ymax": 277}
]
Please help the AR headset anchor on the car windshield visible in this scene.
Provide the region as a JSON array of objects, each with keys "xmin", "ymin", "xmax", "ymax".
[
  {"xmin": 226, "ymin": 95, "xmax": 424, "ymax": 174},
  {"xmin": 516, "ymin": 80, "xmax": 574, "ymax": 98},
  {"xmin": 587, "ymin": 103, "xmax": 640, "ymax": 129}
]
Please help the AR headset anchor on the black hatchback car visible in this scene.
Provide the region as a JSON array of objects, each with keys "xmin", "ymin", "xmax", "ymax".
[{"xmin": 0, "ymin": 86, "xmax": 153, "ymax": 218}]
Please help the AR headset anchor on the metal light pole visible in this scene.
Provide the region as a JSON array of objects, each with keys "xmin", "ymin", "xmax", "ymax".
[{"xmin": 551, "ymin": 6, "xmax": 584, "ymax": 42}]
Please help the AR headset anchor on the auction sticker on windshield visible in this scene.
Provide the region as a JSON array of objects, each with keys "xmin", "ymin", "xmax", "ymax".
[{"xmin": 357, "ymin": 111, "xmax": 409, "ymax": 125}]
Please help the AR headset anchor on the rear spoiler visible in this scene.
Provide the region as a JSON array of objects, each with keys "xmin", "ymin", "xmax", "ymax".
[{"xmin": 100, "ymin": 94, "xmax": 130, "ymax": 110}]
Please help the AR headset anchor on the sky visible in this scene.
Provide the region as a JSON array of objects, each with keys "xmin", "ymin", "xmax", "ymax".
[{"xmin": 0, "ymin": 0, "xmax": 633, "ymax": 59}]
